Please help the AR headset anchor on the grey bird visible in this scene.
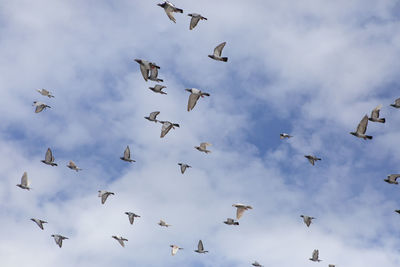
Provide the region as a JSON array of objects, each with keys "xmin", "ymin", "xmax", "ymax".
[
  {"xmin": 384, "ymin": 174, "xmax": 400, "ymax": 184},
  {"xmin": 158, "ymin": 219, "xmax": 171, "ymax": 227},
  {"xmin": 145, "ymin": 111, "xmax": 160, "ymax": 122},
  {"xmin": 134, "ymin": 59, "xmax": 151, "ymax": 81},
  {"xmin": 170, "ymin": 244, "xmax": 183, "ymax": 255},
  {"xmin": 98, "ymin": 190, "xmax": 114, "ymax": 204},
  {"xmin": 157, "ymin": 1, "xmax": 183, "ymax": 23},
  {"xmin": 280, "ymin": 133, "xmax": 293, "ymax": 139},
  {"xmin": 41, "ymin": 148, "xmax": 57, "ymax": 166},
  {"xmin": 149, "ymin": 84, "xmax": 167, "ymax": 95},
  {"xmin": 368, "ymin": 105, "xmax": 385, "ymax": 123},
  {"xmin": 252, "ymin": 261, "xmax": 263, "ymax": 267},
  {"xmin": 390, "ymin": 98, "xmax": 400, "ymax": 108},
  {"xmin": 178, "ymin": 163, "xmax": 191, "ymax": 174},
  {"xmin": 304, "ymin": 155, "xmax": 321, "ymax": 166},
  {"xmin": 195, "ymin": 142, "xmax": 212, "ymax": 153},
  {"xmin": 125, "ymin": 212, "xmax": 141, "ymax": 224},
  {"xmin": 328, "ymin": 265, "xmax": 336, "ymax": 267},
  {"xmin": 31, "ymin": 218, "xmax": 47, "ymax": 230},
  {"xmin": 37, "ymin": 89, "xmax": 54, "ymax": 98},
  {"xmin": 300, "ymin": 215, "xmax": 315, "ymax": 227},
  {"xmin": 67, "ymin": 160, "xmax": 82, "ymax": 172},
  {"xmin": 194, "ymin": 240, "xmax": 208, "ymax": 253},
  {"xmin": 112, "ymin": 236, "xmax": 128, "ymax": 247},
  {"xmin": 224, "ymin": 218, "xmax": 239, "ymax": 225},
  {"xmin": 208, "ymin": 42, "xmax": 228, "ymax": 62},
  {"xmin": 185, "ymin": 88, "xmax": 210, "ymax": 111},
  {"xmin": 120, "ymin": 146, "xmax": 136, "ymax": 162},
  {"xmin": 16, "ymin": 172, "xmax": 30, "ymax": 190},
  {"xmin": 149, "ymin": 63, "xmax": 163, "ymax": 82},
  {"xmin": 309, "ymin": 249, "xmax": 321, "ymax": 262},
  {"xmin": 188, "ymin": 13, "xmax": 207, "ymax": 30},
  {"xmin": 51, "ymin": 234, "xmax": 68, "ymax": 248},
  {"xmin": 159, "ymin": 121, "xmax": 180, "ymax": 138},
  {"xmin": 350, "ymin": 115, "xmax": 373, "ymax": 140},
  {"xmin": 232, "ymin": 203, "xmax": 253, "ymax": 219},
  {"xmin": 33, "ymin": 101, "xmax": 51, "ymax": 113}
]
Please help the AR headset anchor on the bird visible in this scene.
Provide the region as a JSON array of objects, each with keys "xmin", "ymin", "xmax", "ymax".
[
  {"xmin": 195, "ymin": 142, "xmax": 212, "ymax": 153},
  {"xmin": 300, "ymin": 215, "xmax": 315, "ymax": 227},
  {"xmin": 67, "ymin": 160, "xmax": 82, "ymax": 172},
  {"xmin": 112, "ymin": 236, "xmax": 128, "ymax": 247},
  {"xmin": 125, "ymin": 212, "xmax": 141, "ymax": 225},
  {"xmin": 390, "ymin": 97, "xmax": 400, "ymax": 108},
  {"xmin": 16, "ymin": 172, "xmax": 30, "ymax": 190},
  {"xmin": 30, "ymin": 218, "xmax": 47, "ymax": 230},
  {"xmin": 328, "ymin": 265, "xmax": 336, "ymax": 267},
  {"xmin": 188, "ymin": 13, "xmax": 207, "ymax": 30},
  {"xmin": 309, "ymin": 249, "xmax": 321, "ymax": 262},
  {"xmin": 159, "ymin": 121, "xmax": 180, "ymax": 138},
  {"xmin": 37, "ymin": 89, "xmax": 54, "ymax": 98},
  {"xmin": 350, "ymin": 115, "xmax": 373, "ymax": 140},
  {"xmin": 170, "ymin": 245, "xmax": 183, "ymax": 255},
  {"xmin": 41, "ymin": 148, "xmax": 58, "ymax": 166},
  {"xmin": 149, "ymin": 84, "xmax": 167, "ymax": 95},
  {"xmin": 384, "ymin": 174, "xmax": 400, "ymax": 184},
  {"xmin": 368, "ymin": 105, "xmax": 385, "ymax": 123},
  {"xmin": 98, "ymin": 190, "xmax": 114, "ymax": 204},
  {"xmin": 120, "ymin": 145, "xmax": 136, "ymax": 163},
  {"xmin": 304, "ymin": 155, "xmax": 321, "ymax": 166},
  {"xmin": 252, "ymin": 261, "xmax": 263, "ymax": 267},
  {"xmin": 194, "ymin": 240, "xmax": 208, "ymax": 253},
  {"xmin": 32, "ymin": 101, "xmax": 51, "ymax": 113},
  {"xmin": 280, "ymin": 133, "xmax": 293, "ymax": 139},
  {"xmin": 51, "ymin": 234, "xmax": 68, "ymax": 248},
  {"xmin": 149, "ymin": 63, "xmax": 163, "ymax": 82},
  {"xmin": 178, "ymin": 163, "xmax": 191, "ymax": 174},
  {"xmin": 158, "ymin": 219, "xmax": 171, "ymax": 227},
  {"xmin": 157, "ymin": 1, "xmax": 183, "ymax": 23},
  {"xmin": 134, "ymin": 59, "xmax": 151, "ymax": 81},
  {"xmin": 144, "ymin": 111, "xmax": 160, "ymax": 122},
  {"xmin": 232, "ymin": 203, "xmax": 253, "ymax": 219},
  {"xmin": 185, "ymin": 88, "xmax": 210, "ymax": 111},
  {"xmin": 208, "ymin": 42, "xmax": 228, "ymax": 62},
  {"xmin": 223, "ymin": 218, "xmax": 239, "ymax": 225}
]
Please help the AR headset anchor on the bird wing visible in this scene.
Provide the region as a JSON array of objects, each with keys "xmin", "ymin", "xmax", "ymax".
[
  {"xmin": 35, "ymin": 105, "xmax": 45, "ymax": 113},
  {"xmin": 165, "ymin": 9, "xmax": 176, "ymax": 23},
  {"xmin": 101, "ymin": 193, "xmax": 109, "ymax": 204},
  {"xmin": 139, "ymin": 64, "xmax": 149, "ymax": 81},
  {"xmin": 124, "ymin": 146, "xmax": 131, "ymax": 159},
  {"xmin": 171, "ymin": 246, "xmax": 179, "ymax": 255},
  {"xmin": 180, "ymin": 164, "xmax": 187, "ymax": 174},
  {"xmin": 200, "ymin": 142, "xmax": 211, "ymax": 149},
  {"xmin": 313, "ymin": 250, "xmax": 318, "ymax": 259},
  {"xmin": 188, "ymin": 93, "xmax": 200, "ymax": 111},
  {"xmin": 395, "ymin": 98, "xmax": 400, "ymax": 105},
  {"xmin": 45, "ymin": 148, "xmax": 52, "ymax": 162},
  {"xmin": 190, "ymin": 16, "xmax": 200, "ymax": 30},
  {"xmin": 21, "ymin": 172, "xmax": 28, "ymax": 186},
  {"xmin": 128, "ymin": 214, "xmax": 134, "ymax": 224},
  {"xmin": 118, "ymin": 239, "xmax": 125, "ymax": 247},
  {"xmin": 390, "ymin": 174, "xmax": 400, "ymax": 181},
  {"xmin": 198, "ymin": 240, "xmax": 204, "ymax": 251},
  {"xmin": 236, "ymin": 207, "xmax": 246, "ymax": 219},
  {"xmin": 68, "ymin": 161, "xmax": 77, "ymax": 168},
  {"xmin": 150, "ymin": 66, "xmax": 159, "ymax": 80},
  {"xmin": 214, "ymin": 42, "xmax": 226, "ymax": 57},
  {"xmin": 161, "ymin": 123, "xmax": 172, "ymax": 138},
  {"xmin": 356, "ymin": 115, "xmax": 369, "ymax": 134},
  {"xmin": 371, "ymin": 105, "xmax": 382, "ymax": 119},
  {"xmin": 150, "ymin": 111, "xmax": 160, "ymax": 120}
]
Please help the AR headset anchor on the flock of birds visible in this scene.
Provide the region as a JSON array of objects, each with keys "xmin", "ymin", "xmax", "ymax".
[{"xmin": 16, "ymin": 1, "xmax": 400, "ymax": 266}]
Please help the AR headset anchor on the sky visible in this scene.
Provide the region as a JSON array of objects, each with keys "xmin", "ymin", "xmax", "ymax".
[{"xmin": 1, "ymin": 0, "xmax": 400, "ymax": 266}]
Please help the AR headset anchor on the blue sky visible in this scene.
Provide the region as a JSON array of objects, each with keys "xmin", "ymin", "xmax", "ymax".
[{"xmin": 1, "ymin": 0, "xmax": 400, "ymax": 266}]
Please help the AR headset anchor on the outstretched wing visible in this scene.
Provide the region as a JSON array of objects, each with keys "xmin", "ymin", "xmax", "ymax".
[
  {"xmin": 150, "ymin": 111, "xmax": 160, "ymax": 120},
  {"xmin": 21, "ymin": 172, "xmax": 28, "ymax": 186},
  {"xmin": 198, "ymin": 240, "xmax": 204, "ymax": 251},
  {"xmin": 139, "ymin": 64, "xmax": 149, "ymax": 81},
  {"xmin": 124, "ymin": 146, "xmax": 131, "ymax": 159},
  {"xmin": 188, "ymin": 93, "xmax": 200, "ymax": 111},
  {"xmin": 356, "ymin": 115, "xmax": 369, "ymax": 134},
  {"xmin": 45, "ymin": 148, "xmax": 53, "ymax": 162},
  {"xmin": 236, "ymin": 207, "xmax": 245, "ymax": 219},
  {"xmin": 190, "ymin": 16, "xmax": 200, "ymax": 30},
  {"xmin": 371, "ymin": 105, "xmax": 382, "ymax": 119},
  {"xmin": 214, "ymin": 42, "xmax": 226, "ymax": 57}
]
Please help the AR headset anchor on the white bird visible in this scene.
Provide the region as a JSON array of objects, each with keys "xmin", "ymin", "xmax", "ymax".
[
  {"xmin": 368, "ymin": 105, "xmax": 385, "ymax": 123},
  {"xmin": 223, "ymin": 218, "xmax": 239, "ymax": 225},
  {"xmin": 280, "ymin": 133, "xmax": 293, "ymax": 139},
  {"xmin": 390, "ymin": 97, "xmax": 400, "ymax": 108},
  {"xmin": 98, "ymin": 190, "xmax": 115, "ymax": 204},
  {"xmin": 185, "ymin": 88, "xmax": 210, "ymax": 111},
  {"xmin": 41, "ymin": 148, "xmax": 58, "ymax": 166},
  {"xmin": 178, "ymin": 163, "xmax": 191, "ymax": 174},
  {"xmin": 158, "ymin": 219, "xmax": 171, "ymax": 227},
  {"xmin": 125, "ymin": 212, "xmax": 141, "ymax": 224},
  {"xmin": 188, "ymin": 13, "xmax": 207, "ymax": 30},
  {"xmin": 16, "ymin": 172, "xmax": 30, "ymax": 190},
  {"xmin": 120, "ymin": 145, "xmax": 136, "ymax": 162},
  {"xmin": 134, "ymin": 59, "xmax": 151, "ymax": 81},
  {"xmin": 208, "ymin": 42, "xmax": 228, "ymax": 62},
  {"xmin": 144, "ymin": 111, "xmax": 160, "ymax": 122},
  {"xmin": 350, "ymin": 115, "xmax": 373, "ymax": 140},
  {"xmin": 232, "ymin": 203, "xmax": 253, "ymax": 219},
  {"xmin": 157, "ymin": 1, "xmax": 183, "ymax": 23},
  {"xmin": 67, "ymin": 160, "xmax": 82, "ymax": 172},
  {"xmin": 309, "ymin": 249, "xmax": 321, "ymax": 262},
  {"xmin": 300, "ymin": 215, "xmax": 315, "ymax": 227},
  {"xmin": 112, "ymin": 236, "xmax": 128, "ymax": 247},
  {"xmin": 149, "ymin": 63, "xmax": 163, "ymax": 82},
  {"xmin": 37, "ymin": 89, "xmax": 54, "ymax": 98},
  {"xmin": 384, "ymin": 174, "xmax": 400, "ymax": 184},
  {"xmin": 304, "ymin": 155, "xmax": 321, "ymax": 166},
  {"xmin": 252, "ymin": 261, "xmax": 263, "ymax": 267},
  {"xmin": 170, "ymin": 244, "xmax": 183, "ymax": 255},
  {"xmin": 195, "ymin": 142, "xmax": 212, "ymax": 153},
  {"xmin": 31, "ymin": 218, "xmax": 47, "ymax": 230},
  {"xmin": 33, "ymin": 101, "xmax": 51, "ymax": 113},
  {"xmin": 194, "ymin": 240, "xmax": 208, "ymax": 253},
  {"xmin": 159, "ymin": 121, "xmax": 180, "ymax": 138},
  {"xmin": 51, "ymin": 234, "xmax": 68, "ymax": 248},
  {"xmin": 149, "ymin": 84, "xmax": 167, "ymax": 95}
]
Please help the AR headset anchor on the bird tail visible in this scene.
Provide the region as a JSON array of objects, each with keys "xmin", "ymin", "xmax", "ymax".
[
  {"xmin": 176, "ymin": 8, "xmax": 183, "ymax": 13},
  {"xmin": 366, "ymin": 135, "xmax": 373, "ymax": 140},
  {"xmin": 380, "ymin": 118, "xmax": 386, "ymax": 123},
  {"xmin": 221, "ymin": 57, "xmax": 228, "ymax": 62}
]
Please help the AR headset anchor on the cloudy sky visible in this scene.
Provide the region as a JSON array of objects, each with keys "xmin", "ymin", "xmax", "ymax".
[{"xmin": 1, "ymin": 0, "xmax": 400, "ymax": 266}]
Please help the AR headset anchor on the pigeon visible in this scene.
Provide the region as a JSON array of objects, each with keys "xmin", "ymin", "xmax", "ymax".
[
  {"xmin": 149, "ymin": 63, "xmax": 163, "ymax": 82},
  {"xmin": 157, "ymin": 1, "xmax": 183, "ymax": 23},
  {"xmin": 280, "ymin": 133, "xmax": 293, "ymax": 139},
  {"xmin": 178, "ymin": 163, "xmax": 191, "ymax": 174},
  {"xmin": 390, "ymin": 98, "xmax": 400, "ymax": 108},
  {"xmin": 125, "ymin": 212, "xmax": 141, "ymax": 225},
  {"xmin": 185, "ymin": 88, "xmax": 210, "ymax": 111},
  {"xmin": 51, "ymin": 234, "xmax": 68, "ymax": 248},
  {"xmin": 194, "ymin": 240, "xmax": 208, "ymax": 253},
  {"xmin": 208, "ymin": 42, "xmax": 228, "ymax": 62},
  {"xmin": 252, "ymin": 261, "xmax": 263, "ymax": 267},
  {"xmin": 37, "ymin": 89, "xmax": 54, "ymax": 98},
  {"xmin": 224, "ymin": 218, "xmax": 239, "ymax": 225},
  {"xmin": 300, "ymin": 215, "xmax": 315, "ymax": 227},
  {"xmin": 368, "ymin": 105, "xmax": 385, "ymax": 123},
  {"xmin": 232, "ymin": 203, "xmax": 253, "ymax": 219},
  {"xmin": 134, "ymin": 59, "xmax": 151, "ymax": 81},
  {"xmin": 149, "ymin": 84, "xmax": 167, "ymax": 95},
  {"xmin": 120, "ymin": 145, "xmax": 136, "ymax": 163},
  {"xmin": 195, "ymin": 142, "xmax": 212, "ymax": 153},
  {"xmin": 350, "ymin": 115, "xmax": 373, "ymax": 140},
  {"xmin": 67, "ymin": 160, "xmax": 82, "ymax": 172},
  {"xmin": 384, "ymin": 174, "xmax": 400, "ymax": 184},
  {"xmin": 188, "ymin": 13, "xmax": 207, "ymax": 30},
  {"xmin": 145, "ymin": 111, "xmax": 160, "ymax": 122},
  {"xmin": 31, "ymin": 218, "xmax": 47, "ymax": 230},
  {"xmin": 16, "ymin": 172, "xmax": 30, "ymax": 190},
  {"xmin": 309, "ymin": 249, "xmax": 321, "ymax": 262},
  {"xmin": 159, "ymin": 121, "xmax": 180, "ymax": 138},
  {"xmin": 158, "ymin": 219, "xmax": 171, "ymax": 227},
  {"xmin": 98, "ymin": 190, "xmax": 114, "ymax": 204},
  {"xmin": 304, "ymin": 155, "xmax": 321, "ymax": 166},
  {"xmin": 41, "ymin": 148, "xmax": 57, "ymax": 166},
  {"xmin": 328, "ymin": 265, "xmax": 336, "ymax": 267},
  {"xmin": 112, "ymin": 236, "xmax": 128, "ymax": 247},
  {"xmin": 170, "ymin": 245, "xmax": 183, "ymax": 255},
  {"xmin": 33, "ymin": 101, "xmax": 51, "ymax": 113}
]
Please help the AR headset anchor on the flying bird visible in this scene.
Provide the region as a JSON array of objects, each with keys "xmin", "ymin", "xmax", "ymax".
[
  {"xmin": 112, "ymin": 236, "xmax": 128, "ymax": 247},
  {"xmin": 149, "ymin": 84, "xmax": 167, "ymax": 95},
  {"xmin": 188, "ymin": 13, "xmax": 207, "ymax": 30},
  {"xmin": 157, "ymin": 1, "xmax": 183, "ymax": 23},
  {"xmin": 98, "ymin": 190, "xmax": 115, "ymax": 204},
  {"xmin": 224, "ymin": 218, "xmax": 239, "ymax": 225},
  {"xmin": 304, "ymin": 155, "xmax": 321, "ymax": 166},
  {"xmin": 185, "ymin": 88, "xmax": 210, "ymax": 111},
  {"xmin": 125, "ymin": 212, "xmax": 141, "ymax": 225},
  {"xmin": 158, "ymin": 219, "xmax": 171, "ymax": 227},
  {"xmin": 134, "ymin": 59, "xmax": 151, "ymax": 81},
  {"xmin": 144, "ymin": 111, "xmax": 160, "ymax": 122},
  {"xmin": 67, "ymin": 160, "xmax": 82, "ymax": 172},
  {"xmin": 159, "ymin": 121, "xmax": 180, "ymax": 138},
  {"xmin": 170, "ymin": 245, "xmax": 183, "ymax": 255},
  {"xmin": 195, "ymin": 142, "xmax": 212, "ymax": 153},
  {"xmin": 300, "ymin": 215, "xmax": 315, "ymax": 227},
  {"xmin": 194, "ymin": 240, "xmax": 208, "ymax": 254},
  {"xmin": 120, "ymin": 146, "xmax": 135, "ymax": 162},
  {"xmin": 37, "ymin": 89, "xmax": 54, "ymax": 98},
  {"xmin": 208, "ymin": 42, "xmax": 228, "ymax": 62},
  {"xmin": 309, "ymin": 249, "xmax": 321, "ymax": 262},
  {"xmin": 252, "ymin": 261, "xmax": 263, "ymax": 267},
  {"xmin": 232, "ymin": 203, "xmax": 253, "ymax": 219},
  {"xmin": 350, "ymin": 115, "xmax": 373, "ymax": 140},
  {"xmin": 16, "ymin": 172, "xmax": 30, "ymax": 190},
  {"xmin": 368, "ymin": 105, "xmax": 385, "ymax": 123},
  {"xmin": 41, "ymin": 148, "xmax": 57, "ymax": 166},
  {"xmin": 178, "ymin": 163, "xmax": 191, "ymax": 174},
  {"xmin": 390, "ymin": 97, "xmax": 400, "ymax": 108},
  {"xmin": 384, "ymin": 174, "xmax": 400, "ymax": 184},
  {"xmin": 149, "ymin": 64, "xmax": 163, "ymax": 82},
  {"xmin": 51, "ymin": 234, "xmax": 68, "ymax": 248},
  {"xmin": 33, "ymin": 101, "xmax": 51, "ymax": 113},
  {"xmin": 280, "ymin": 133, "xmax": 293, "ymax": 139},
  {"xmin": 328, "ymin": 265, "xmax": 336, "ymax": 267},
  {"xmin": 31, "ymin": 218, "xmax": 47, "ymax": 230}
]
